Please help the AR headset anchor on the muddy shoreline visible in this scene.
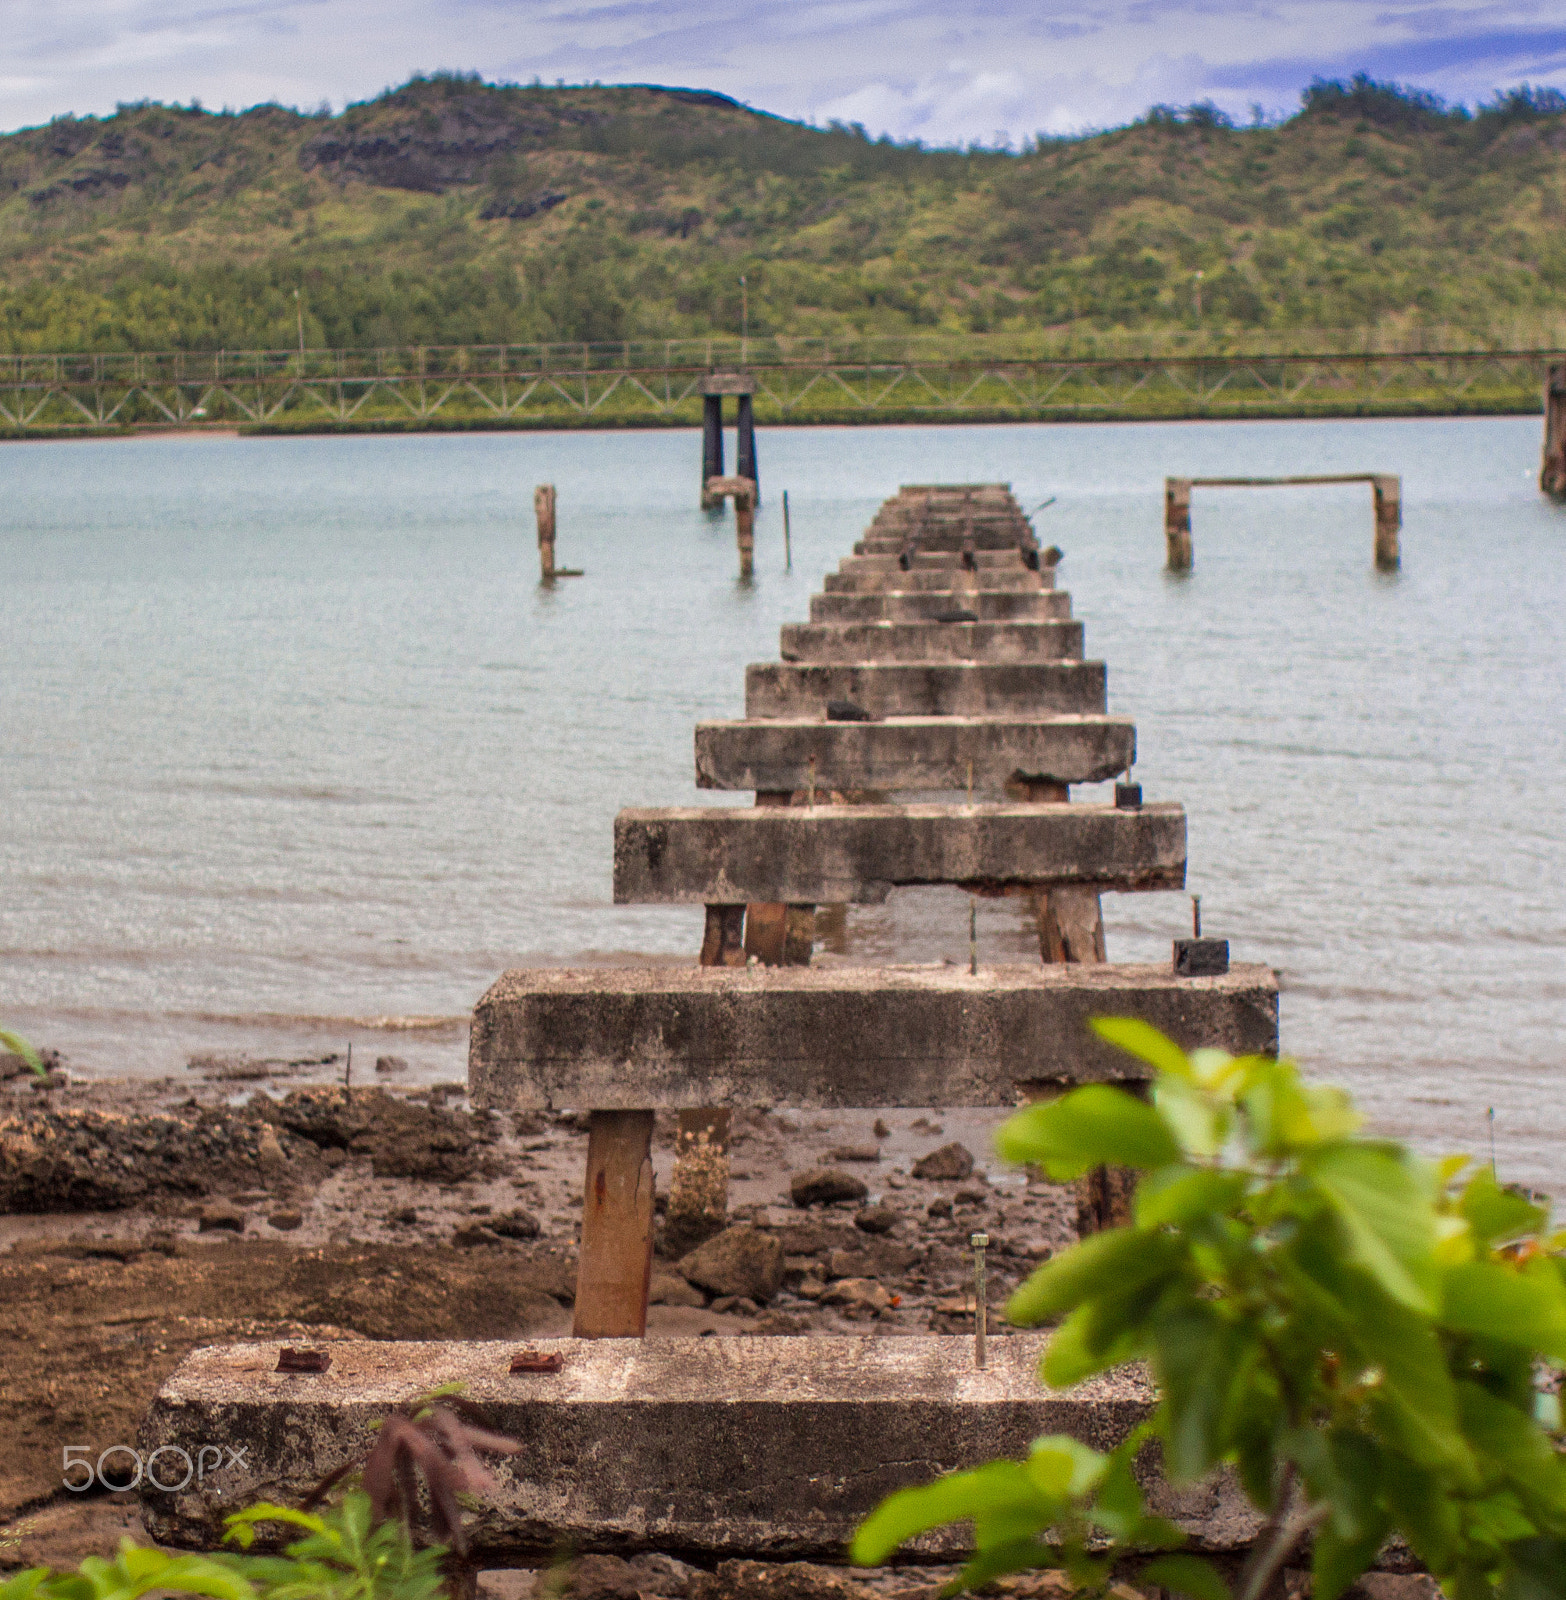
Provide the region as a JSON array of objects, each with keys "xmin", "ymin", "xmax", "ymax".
[{"xmin": 0, "ymin": 1052, "xmax": 1078, "ymax": 1571}]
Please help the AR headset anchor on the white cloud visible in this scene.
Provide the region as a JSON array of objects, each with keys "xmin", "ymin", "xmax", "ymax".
[{"xmin": 2, "ymin": 0, "xmax": 1565, "ymax": 140}]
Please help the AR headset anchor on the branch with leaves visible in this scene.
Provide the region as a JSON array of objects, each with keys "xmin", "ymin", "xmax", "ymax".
[{"xmin": 852, "ymin": 1020, "xmax": 1566, "ymax": 1600}]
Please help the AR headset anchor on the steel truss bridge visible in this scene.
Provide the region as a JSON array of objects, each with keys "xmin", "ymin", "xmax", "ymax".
[{"xmin": 0, "ymin": 341, "xmax": 1556, "ymax": 432}]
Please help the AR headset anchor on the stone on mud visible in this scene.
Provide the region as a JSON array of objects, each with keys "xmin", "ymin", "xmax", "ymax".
[
  {"xmin": 789, "ymin": 1169, "xmax": 869, "ymax": 1208},
  {"xmin": 912, "ymin": 1142, "xmax": 975, "ymax": 1181},
  {"xmin": 679, "ymin": 1226, "xmax": 784, "ymax": 1303}
]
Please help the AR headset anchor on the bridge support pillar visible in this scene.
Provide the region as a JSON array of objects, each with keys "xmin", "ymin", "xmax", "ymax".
[
  {"xmin": 1164, "ymin": 478, "xmax": 1193, "ymax": 570},
  {"xmin": 735, "ymin": 393, "xmax": 759, "ymax": 504},
  {"xmin": 1372, "ymin": 475, "xmax": 1401, "ymax": 570},
  {"xmin": 701, "ymin": 395, "xmax": 724, "ymax": 508},
  {"xmin": 1543, "ymin": 364, "xmax": 1566, "ymax": 499}
]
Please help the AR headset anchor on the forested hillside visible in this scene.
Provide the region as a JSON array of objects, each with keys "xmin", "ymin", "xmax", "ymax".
[{"xmin": 2, "ymin": 73, "xmax": 1565, "ymax": 353}]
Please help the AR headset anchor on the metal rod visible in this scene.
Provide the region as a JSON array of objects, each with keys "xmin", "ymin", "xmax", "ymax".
[
  {"xmin": 1192, "ymin": 894, "xmax": 1202, "ymax": 939},
  {"xmin": 969, "ymin": 898, "xmax": 978, "ymax": 976},
  {"xmin": 971, "ymin": 1231, "xmax": 989, "ymax": 1368},
  {"xmin": 782, "ymin": 489, "xmax": 792, "ymax": 569}
]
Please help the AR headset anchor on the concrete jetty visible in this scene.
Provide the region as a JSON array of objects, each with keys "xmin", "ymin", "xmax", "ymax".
[{"xmin": 141, "ymin": 480, "xmax": 1280, "ymax": 1566}]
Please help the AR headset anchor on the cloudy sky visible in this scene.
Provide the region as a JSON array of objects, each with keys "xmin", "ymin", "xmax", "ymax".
[{"xmin": 4, "ymin": 0, "xmax": 1566, "ymax": 145}]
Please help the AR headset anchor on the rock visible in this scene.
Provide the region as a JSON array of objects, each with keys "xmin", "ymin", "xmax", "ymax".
[
  {"xmin": 872, "ymin": 1118, "xmax": 890, "ymax": 1139},
  {"xmin": 789, "ymin": 1169, "xmax": 868, "ymax": 1208},
  {"xmin": 650, "ymin": 1270, "xmax": 706, "ymax": 1308},
  {"xmin": 545, "ymin": 1553, "xmax": 642, "ymax": 1600},
  {"xmin": 627, "ymin": 1554, "xmax": 695, "ymax": 1597},
  {"xmin": 853, "ymin": 1205, "xmax": 897, "ymax": 1235},
  {"xmin": 388, "ymin": 1207, "xmax": 419, "ymax": 1226},
  {"xmin": 912, "ymin": 1141, "xmax": 974, "ymax": 1181},
  {"xmin": 927, "ymin": 1195, "xmax": 953, "ymax": 1218},
  {"xmin": 710, "ymin": 1295, "xmax": 759, "ymax": 1316},
  {"xmin": 748, "ymin": 1311, "xmax": 810, "ymax": 1335},
  {"xmin": 268, "ymin": 1208, "xmax": 304, "ymax": 1231},
  {"xmin": 954, "ymin": 1184, "xmax": 989, "ymax": 1206},
  {"xmin": 820, "ymin": 1277, "xmax": 893, "ymax": 1315},
  {"xmin": 374, "ymin": 1055, "xmax": 408, "ymax": 1074},
  {"xmin": 489, "ymin": 1207, "xmax": 540, "ymax": 1240},
  {"xmin": 825, "ymin": 1239, "xmax": 918, "ymax": 1280},
  {"xmin": 690, "ymin": 1560, "xmax": 875, "ymax": 1600},
  {"xmin": 321, "ymin": 1148, "xmax": 347, "ymax": 1169},
  {"xmin": 795, "ymin": 1276, "xmax": 826, "ymax": 1300},
  {"xmin": 828, "ymin": 1144, "xmax": 879, "ymax": 1163},
  {"xmin": 452, "ymin": 1223, "xmax": 499, "ymax": 1248},
  {"xmin": 260, "ymin": 1086, "xmax": 482, "ymax": 1182},
  {"xmin": 679, "ymin": 1225, "xmax": 783, "ymax": 1303},
  {"xmin": 198, "ymin": 1202, "xmax": 244, "ymax": 1233}
]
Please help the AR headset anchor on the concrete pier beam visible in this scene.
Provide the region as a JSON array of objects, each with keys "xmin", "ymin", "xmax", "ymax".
[
  {"xmin": 808, "ymin": 592, "xmax": 1069, "ymax": 624},
  {"xmin": 856, "ymin": 530, "xmax": 1035, "ymax": 555},
  {"xmin": 469, "ymin": 961, "xmax": 1279, "ymax": 1110},
  {"xmin": 780, "ymin": 620, "xmax": 1084, "ymax": 665},
  {"xmin": 743, "ymin": 662, "xmax": 1108, "ymax": 720},
  {"xmin": 823, "ymin": 567, "xmax": 1046, "ymax": 593},
  {"xmin": 139, "ymin": 1336, "xmax": 1263, "ymax": 1562},
  {"xmin": 694, "ymin": 715, "xmax": 1133, "ymax": 793},
  {"xmin": 613, "ymin": 802, "xmax": 1184, "ymax": 905}
]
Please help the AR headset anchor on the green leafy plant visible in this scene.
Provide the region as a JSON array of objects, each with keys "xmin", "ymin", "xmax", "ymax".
[
  {"xmin": 0, "ymin": 1029, "xmax": 48, "ymax": 1080},
  {"xmin": 852, "ymin": 1020, "xmax": 1566, "ymax": 1600}
]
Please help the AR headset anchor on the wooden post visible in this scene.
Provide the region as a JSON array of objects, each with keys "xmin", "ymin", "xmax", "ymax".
[
  {"xmin": 701, "ymin": 395, "xmax": 724, "ymax": 508},
  {"xmin": 1164, "ymin": 478, "xmax": 1193, "ymax": 570},
  {"xmin": 699, "ymin": 904, "xmax": 746, "ymax": 966},
  {"xmin": 534, "ymin": 483, "xmax": 556, "ymax": 580},
  {"xmin": 572, "ymin": 1109, "xmax": 656, "ymax": 1338},
  {"xmin": 1543, "ymin": 364, "xmax": 1566, "ymax": 499},
  {"xmin": 735, "ymin": 480, "xmax": 755, "ymax": 579},
  {"xmin": 1371, "ymin": 475, "xmax": 1401, "ymax": 570},
  {"xmin": 735, "ymin": 393, "xmax": 759, "ymax": 503},
  {"xmin": 745, "ymin": 793, "xmax": 814, "ymax": 968}
]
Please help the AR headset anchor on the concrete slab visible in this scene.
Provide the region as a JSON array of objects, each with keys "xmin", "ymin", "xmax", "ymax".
[
  {"xmin": 138, "ymin": 1335, "xmax": 1264, "ymax": 1561},
  {"xmin": 809, "ymin": 593, "xmax": 1069, "ymax": 624},
  {"xmin": 824, "ymin": 567, "xmax": 1045, "ymax": 593},
  {"xmin": 613, "ymin": 802, "xmax": 1184, "ymax": 904},
  {"xmin": 694, "ymin": 716, "xmax": 1133, "ymax": 792},
  {"xmin": 744, "ymin": 662, "xmax": 1108, "ymax": 719},
  {"xmin": 469, "ymin": 961, "xmax": 1280, "ymax": 1110},
  {"xmin": 856, "ymin": 530, "xmax": 1033, "ymax": 554},
  {"xmin": 780, "ymin": 621, "xmax": 1083, "ymax": 665}
]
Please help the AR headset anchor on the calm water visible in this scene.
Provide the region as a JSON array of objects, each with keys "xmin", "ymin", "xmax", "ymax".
[{"xmin": 2, "ymin": 419, "xmax": 1563, "ymax": 1189}]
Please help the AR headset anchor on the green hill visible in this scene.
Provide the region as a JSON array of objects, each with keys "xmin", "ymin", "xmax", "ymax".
[{"xmin": 3, "ymin": 72, "xmax": 1566, "ymax": 354}]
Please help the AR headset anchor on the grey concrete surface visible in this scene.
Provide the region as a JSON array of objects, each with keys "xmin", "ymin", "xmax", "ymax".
[
  {"xmin": 743, "ymin": 662, "xmax": 1108, "ymax": 720},
  {"xmin": 614, "ymin": 802, "xmax": 1184, "ymax": 904},
  {"xmin": 694, "ymin": 716, "xmax": 1133, "ymax": 792},
  {"xmin": 779, "ymin": 621, "xmax": 1084, "ymax": 665},
  {"xmin": 138, "ymin": 1335, "xmax": 1264, "ymax": 1560},
  {"xmin": 823, "ymin": 568, "xmax": 1046, "ymax": 593},
  {"xmin": 468, "ymin": 961, "xmax": 1281, "ymax": 1110},
  {"xmin": 808, "ymin": 592, "xmax": 1069, "ymax": 624}
]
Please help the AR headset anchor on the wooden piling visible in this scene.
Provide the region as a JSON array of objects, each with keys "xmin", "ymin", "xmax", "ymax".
[
  {"xmin": 1543, "ymin": 363, "xmax": 1566, "ymax": 499},
  {"xmin": 1164, "ymin": 479, "xmax": 1193, "ymax": 570},
  {"xmin": 735, "ymin": 394, "xmax": 759, "ymax": 504},
  {"xmin": 1372, "ymin": 475, "xmax": 1401, "ymax": 570},
  {"xmin": 572, "ymin": 1109, "xmax": 656, "ymax": 1338},
  {"xmin": 699, "ymin": 904, "xmax": 747, "ymax": 966},
  {"xmin": 736, "ymin": 487, "xmax": 755, "ymax": 580},
  {"xmin": 534, "ymin": 483, "xmax": 557, "ymax": 580}
]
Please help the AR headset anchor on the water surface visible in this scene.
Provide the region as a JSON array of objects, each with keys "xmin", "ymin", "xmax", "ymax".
[{"xmin": 2, "ymin": 418, "xmax": 1562, "ymax": 1188}]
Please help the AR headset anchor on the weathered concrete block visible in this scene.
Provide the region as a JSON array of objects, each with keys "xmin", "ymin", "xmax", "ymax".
[
  {"xmin": 779, "ymin": 621, "xmax": 1083, "ymax": 665},
  {"xmin": 823, "ymin": 568, "xmax": 1045, "ymax": 593},
  {"xmin": 138, "ymin": 1336, "xmax": 1264, "ymax": 1561},
  {"xmin": 856, "ymin": 529, "xmax": 1033, "ymax": 554},
  {"xmin": 839, "ymin": 552, "xmax": 1044, "ymax": 578},
  {"xmin": 743, "ymin": 662, "xmax": 1108, "ymax": 720},
  {"xmin": 614, "ymin": 802, "xmax": 1183, "ymax": 905},
  {"xmin": 694, "ymin": 716, "xmax": 1133, "ymax": 792},
  {"xmin": 809, "ymin": 592, "xmax": 1069, "ymax": 624},
  {"xmin": 468, "ymin": 962, "xmax": 1280, "ymax": 1110}
]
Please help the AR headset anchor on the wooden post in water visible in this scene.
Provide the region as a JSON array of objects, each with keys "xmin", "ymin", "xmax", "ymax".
[
  {"xmin": 1164, "ymin": 478, "xmax": 1193, "ymax": 570},
  {"xmin": 734, "ymin": 479, "xmax": 756, "ymax": 578},
  {"xmin": 701, "ymin": 395, "xmax": 724, "ymax": 508},
  {"xmin": 534, "ymin": 483, "xmax": 557, "ymax": 580},
  {"xmin": 1543, "ymin": 363, "xmax": 1566, "ymax": 499},
  {"xmin": 1372, "ymin": 475, "xmax": 1401, "ymax": 571},
  {"xmin": 573, "ymin": 1109, "xmax": 656, "ymax": 1338},
  {"xmin": 735, "ymin": 393, "xmax": 759, "ymax": 504}
]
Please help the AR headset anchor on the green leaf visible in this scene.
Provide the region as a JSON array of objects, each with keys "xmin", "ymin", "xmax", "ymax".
[
  {"xmin": 1458, "ymin": 1169, "xmax": 1547, "ymax": 1249},
  {"xmin": 1135, "ymin": 1165, "xmax": 1248, "ymax": 1229},
  {"xmin": 0, "ymin": 1573, "xmax": 52, "ymax": 1600},
  {"xmin": 1023, "ymin": 1435, "xmax": 1107, "ymax": 1500},
  {"xmin": 1154, "ymin": 1304, "xmax": 1256, "ymax": 1483},
  {"xmin": 222, "ymin": 1506, "xmax": 327, "ymax": 1550},
  {"xmin": 0, "ymin": 1030, "xmax": 45, "ymax": 1079},
  {"xmin": 1443, "ymin": 1260, "xmax": 1566, "ymax": 1360},
  {"xmin": 1087, "ymin": 1017, "xmax": 1192, "ymax": 1078},
  {"xmin": 1313, "ymin": 1511, "xmax": 1391, "ymax": 1600},
  {"xmin": 1139, "ymin": 1555, "xmax": 1232, "ymax": 1600},
  {"xmin": 850, "ymin": 1461, "xmax": 1052, "ymax": 1567},
  {"xmin": 1499, "ymin": 1538, "xmax": 1566, "ymax": 1600},
  {"xmin": 997, "ymin": 1085, "xmax": 1180, "ymax": 1179},
  {"xmin": 1007, "ymin": 1227, "xmax": 1184, "ymax": 1328},
  {"xmin": 942, "ymin": 1539, "xmax": 1061, "ymax": 1597},
  {"xmin": 1308, "ymin": 1145, "xmax": 1438, "ymax": 1312}
]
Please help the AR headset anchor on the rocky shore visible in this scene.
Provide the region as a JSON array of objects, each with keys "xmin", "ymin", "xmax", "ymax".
[{"xmin": 0, "ymin": 1049, "xmax": 1080, "ymax": 1573}]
